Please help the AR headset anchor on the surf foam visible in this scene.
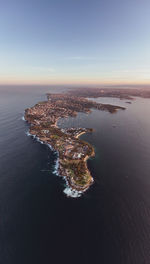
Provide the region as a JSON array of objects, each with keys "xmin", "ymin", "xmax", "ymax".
[
  {"xmin": 63, "ymin": 187, "xmax": 82, "ymax": 198},
  {"xmin": 25, "ymin": 129, "xmax": 84, "ymax": 198}
]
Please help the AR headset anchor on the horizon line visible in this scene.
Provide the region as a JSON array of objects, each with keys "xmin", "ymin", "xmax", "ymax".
[{"xmin": 1, "ymin": 82, "xmax": 150, "ymax": 87}]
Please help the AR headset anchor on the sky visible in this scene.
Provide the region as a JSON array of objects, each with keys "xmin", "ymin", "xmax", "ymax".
[{"xmin": 0, "ymin": 0, "xmax": 150, "ymax": 85}]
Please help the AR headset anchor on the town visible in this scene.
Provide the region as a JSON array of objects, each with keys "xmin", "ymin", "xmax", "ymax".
[{"xmin": 24, "ymin": 92, "xmax": 125, "ymax": 192}]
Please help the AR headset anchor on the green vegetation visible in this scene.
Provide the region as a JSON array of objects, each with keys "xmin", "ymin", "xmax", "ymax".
[
  {"xmin": 60, "ymin": 159, "xmax": 91, "ymax": 187},
  {"xmin": 51, "ymin": 134, "xmax": 60, "ymax": 139}
]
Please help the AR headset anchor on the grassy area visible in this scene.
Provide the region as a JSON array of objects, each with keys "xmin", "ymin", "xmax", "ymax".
[
  {"xmin": 60, "ymin": 159, "xmax": 91, "ymax": 186},
  {"xmin": 51, "ymin": 134, "xmax": 60, "ymax": 139}
]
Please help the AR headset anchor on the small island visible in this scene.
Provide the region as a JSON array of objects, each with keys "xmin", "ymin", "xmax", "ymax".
[{"xmin": 24, "ymin": 92, "xmax": 125, "ymax": 197}]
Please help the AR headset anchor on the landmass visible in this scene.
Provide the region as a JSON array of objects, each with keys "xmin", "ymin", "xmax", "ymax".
[
  {"xmin": 24, "ymin": 92, "xmax": 125, "ymax": 197},
  {"xmin": 69, "ymin": 87, "xmax": 150, "ymax": 100}
]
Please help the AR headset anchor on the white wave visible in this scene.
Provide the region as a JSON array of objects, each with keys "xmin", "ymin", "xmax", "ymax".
[
  {"xmin": 26, "ymin": 131, "xmax": 37, "ymax": 139},
  {"xmin": 63, "ymin": 186, "xmax": 82, "ymax": 198},
  {"xmin": 26, "ymin": 130, "xmax": 60, "ymax": 175},
  {"xmin": 62, "ymin": 176, "xmax": 85, "ymax": 198},
  {"xmin": 26, "ymin": 131, "xmax": 31, "ymax": 136},
  {"xmin": 48, "ymin": 144, "xmax": 53, "ymax": 150},
  {"xmin": 47, "ymin": 144, "xmax": 55, "ymax": 151},
  {"xmin": 25, "ymin": 129, "xmax": 86, "ymax": 198},
  {"xmin": 53, "ymin": 156, "xmax": 59, "ymax": 176},
  {"xmin": 36, "ymin": 137, "xmax": 43, "ymax": 144}
]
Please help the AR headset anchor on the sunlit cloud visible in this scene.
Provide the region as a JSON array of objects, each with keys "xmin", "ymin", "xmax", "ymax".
[
  {"xmin": 112, "ymin": 69, "xmax": 150, "ymax": 73},
  {"xmin": 31, "ymin": 66, "xmax": 55, "ymax": 73},
  {"xmin": 66, "ymin": 56, "xmax": 98, "ymax": 60}
]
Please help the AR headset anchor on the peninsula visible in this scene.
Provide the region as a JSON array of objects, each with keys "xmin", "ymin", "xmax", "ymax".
[
  {"xmin": 69, "ymin": 87, "xmax": 150, "ymax": 100},
  {"xmin": 24, "ymin": 92, "xmax": 125, "ymax": 196}
]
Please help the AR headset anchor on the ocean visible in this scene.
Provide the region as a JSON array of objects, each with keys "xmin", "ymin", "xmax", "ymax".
[{"xmin": 1, "ymin": 85, "xmax": 150, "ymax": 264}]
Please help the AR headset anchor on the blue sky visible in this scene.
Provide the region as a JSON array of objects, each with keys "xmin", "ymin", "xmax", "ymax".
[{"xmin": 0, "ymin": 0, "xmax": 150, "ymax": 85}]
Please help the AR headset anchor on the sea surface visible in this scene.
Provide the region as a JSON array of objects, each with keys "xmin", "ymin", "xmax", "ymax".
[{"xmin": 1, "ymin": 85, "xmax": 150, "ymax": 264}]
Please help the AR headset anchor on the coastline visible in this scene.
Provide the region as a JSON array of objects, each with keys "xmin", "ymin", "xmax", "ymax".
[
  {"xmin": 23, "ymin": 114, "xmax": 94, "ymax": 198},
  {"xmin": 26, "ymin": 130, "xmax": 92, "ymax": 198},
  {"xmin": 23, "ymin": 92, "xmax": 125, "ymax": 198},
  {"xmin": 50, "ymin": 116, "xmax": 95, "ymax": 196}
]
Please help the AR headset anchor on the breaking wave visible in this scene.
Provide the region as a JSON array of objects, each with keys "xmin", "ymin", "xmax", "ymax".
[
  {"xmin": 62, "ymin": 176, "xmax": 87, "ymax": 198},
  {"xmin": 63, "ymin": 186, "xmax": 82, "ymax": 198},
  {"xmin": 53, "ymin": 155, "xmax": 59, "ymax": 176},
  {"xmin": 25, "ymin": 127, "xmax": 85, "ymax": 198}
]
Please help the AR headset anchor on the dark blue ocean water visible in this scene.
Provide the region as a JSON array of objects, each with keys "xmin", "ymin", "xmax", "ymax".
[{"xmin": 1, "ymin": 85, "xmax": 150, "ymax": 264}]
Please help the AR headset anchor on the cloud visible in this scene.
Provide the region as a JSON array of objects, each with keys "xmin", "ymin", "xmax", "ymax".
[
  {"xmin": 48, "ymin": 67, "xmax": 55, "ymax": 73},
  {"xmin": 31, "ymin": 66, "xmax": 55, "ymax": 73},
  {"xmin": 112, "ymin": 69, "xmax": 150, "ymax": 74},
  {"xmin": 66, "ymin": 56, "xmax": 97, "ymax": 60}
]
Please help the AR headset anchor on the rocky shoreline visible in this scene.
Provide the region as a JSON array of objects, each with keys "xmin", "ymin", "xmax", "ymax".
[
  {"xmin": 25, "ymin": 124, "xmax": 93, "ymax": 198},
  {"xmin": 24, "ymin": 92, "xmax": 125, "ymax": 197}
]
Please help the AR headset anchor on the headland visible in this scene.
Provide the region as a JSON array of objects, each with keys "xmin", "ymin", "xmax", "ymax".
[{"xmin": 24, "ymin": 92, "xmax": 125, "ymax": 196}]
